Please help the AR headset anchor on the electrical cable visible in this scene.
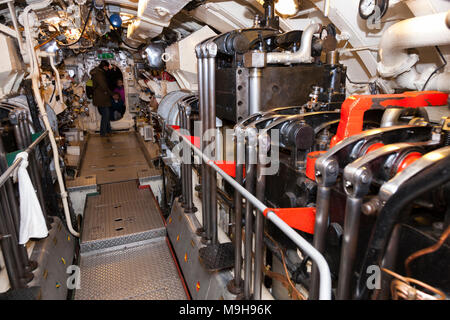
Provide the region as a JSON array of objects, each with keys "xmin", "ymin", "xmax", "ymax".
[
  {"xmin": 104, "ymin": 9, "xmax": 140, "ymax": 50},
  {"xmin": 57, "ymin": 1, "xmax": 94, "ymax": 47},
  {"xmin": 422, "ymin": 46, "xmax": 447, "ymax": 91}
]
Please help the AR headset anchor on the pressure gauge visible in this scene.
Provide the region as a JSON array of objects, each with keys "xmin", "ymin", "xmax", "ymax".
[{"xmin": 358, "ymin": 0, "xmax": 389, "ymax": 20}]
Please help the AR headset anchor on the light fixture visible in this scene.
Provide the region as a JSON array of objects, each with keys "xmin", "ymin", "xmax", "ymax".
[{"xmin": 275, "ymin": 0, "xmax": 300, "ymax": 18}]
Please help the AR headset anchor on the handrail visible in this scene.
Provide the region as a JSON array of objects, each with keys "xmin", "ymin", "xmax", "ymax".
[
  {"xmin": 0, "ymin": 130, "xmax": 48, "ymax": 188},
  {"xmin": 166, "ymin": 124, "xmax": 332, "ymax": 300}
]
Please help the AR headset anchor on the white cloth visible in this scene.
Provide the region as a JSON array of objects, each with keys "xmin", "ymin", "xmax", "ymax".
[{"xmin": 13, "ymin": 152, "xmax": 48, "ymax": 244}]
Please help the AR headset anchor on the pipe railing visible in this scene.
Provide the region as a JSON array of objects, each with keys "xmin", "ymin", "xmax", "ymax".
[
  {"xmin": 0, "ymin": 130, "xmax": 48, "ymax": 188},
  {"xmin": 166, "ymin": 124, "xmax": 332, "ymax": 300}
]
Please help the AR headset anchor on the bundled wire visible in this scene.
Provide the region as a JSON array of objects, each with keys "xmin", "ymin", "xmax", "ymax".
[
  {"xmin": 57, "ymin": 1, "xmax": 94, "ymax": 47},
  {"xmin": 422, "ymin": 46, "xmax": 447, "ymax": 91}
]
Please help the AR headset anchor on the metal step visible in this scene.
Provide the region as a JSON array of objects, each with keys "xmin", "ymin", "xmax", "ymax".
[
  {"xmin": 80, "ymin": 180, "xmax": 166, "ymax": 253},
  {"xmin": 75, "ymin": 239, "xmax": 187, "ymax": 300}
]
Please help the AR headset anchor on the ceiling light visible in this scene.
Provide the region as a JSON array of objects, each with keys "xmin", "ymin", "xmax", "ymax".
[{"xmin": 275, "ymin": 0, "xmax": 300, "ymax": 18}]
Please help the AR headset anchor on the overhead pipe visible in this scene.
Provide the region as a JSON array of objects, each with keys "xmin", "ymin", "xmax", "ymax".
[
  {"xmin": 266, "ymin": 23, "xmax": 321, "ymax": 65},
  {"xmin": 378, "ymin": 10, "xmax": 450, "ymax": 91},
  {"xmin": 23, "ymin": 0, "xmax": 79, "ymax": 237}
]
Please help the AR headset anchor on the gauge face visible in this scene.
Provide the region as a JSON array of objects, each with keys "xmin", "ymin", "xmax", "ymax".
[{"xmin": 359, "ymin": 0, "xmax": 377, "ymax": 19}]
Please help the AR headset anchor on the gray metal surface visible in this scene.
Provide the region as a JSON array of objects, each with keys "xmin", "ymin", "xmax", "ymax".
[
  {"xmin": 27, "ymin": 217, "xmax": 76, "ymax": 300},
  {"xmin": 79, "ymin": 133, "xmax": 152, "ymax": 185},
  {"xmin": 75, "ymin": 239, "xmax": 187, "ymax": 300},
  {"xmin": 81, "ymin": 180, "xmax": 166, "ymax": 253},
  {"xmin": 166, "ymin": 199, "xmax": 236, "ymax": 300}
]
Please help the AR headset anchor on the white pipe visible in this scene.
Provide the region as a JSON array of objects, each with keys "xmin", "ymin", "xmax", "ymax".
[
  {"xmin": 23, "ymin": 0, "xmax": 79, "ymax": 237},
  {"xmin": 378, "ymin": 10, "xmax": 450, "ymax": 78},
  {"xmin": 45, "ymin": 52, "xmax": 68, "ymax": 112},
  {"xmin": 6, "ymin": 0, "xmax": 26, "ymax": 57},
  {"xmin": 266, "ymin": 23, "xmax": 321, "ymax": 65}
]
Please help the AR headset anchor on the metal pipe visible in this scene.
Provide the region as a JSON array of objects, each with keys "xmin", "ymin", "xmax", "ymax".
[
  {"xmin": 309, "ymin": 185, "xmax": 331, "ymax": 299},
  {"xmin": 19, "ymin": 113, "xmax": 48, "ymax": 222},
  {"xmin": 207, "ymin": 50, "xmax": 218, "ymax": 244},
  {"xmin": 6, "ymin": 0, "xmax": 25, "ymax": 56},
  {"xmin": 196, "ymin": 49, "xmax": 207, "ymax": 232},
  {"xmin": 336, "ymin": 197, "xmax": 363, "ymax": 300},
  {"xmin": 178, "ymin": 105, "xmax": 187, "ymax": 208},
  {"xmin": 184, "ymin": 102, "xmax": 196, "ymax": 213},
  {"xmin": 378, "ymin": 11, "xmax": 450, "ymax": 78},
  {"xmin": 244, "ymin": 128, "xmax": 257, "ymax": 299},
  {"xmin": 0, "ymin": 182, "xmax": 31, "ymax": 284},
  {"xmin": 168, "ymin": 125, "xmax": 332, "ymax": 300},
  {"xmin": 266, "ymin": 23, "xmax": 321, "ymax": 65},
  {"xmin": 253, "ymin": 159, "xmax": 266, "ymax": 300},
  {"xmin": 23, "ymin": 5, "xmax": 79, "ymax": 237},
  {"xmin": 0, "ymin": 204, "xmax": 24, "ymax": 288},
  {"xmin": 201, "ymin": 52, "xmax": 211, "ymax": 241},
  {"xmin": 248, "ymin": 68, "xmax": 262, "ymax": 116},
  {"xmin": 0, "ymin": 137, "xmax": 34, "ymax": 272},
  {"xmin": 231, "ymin": 127, "xmax": 245, "ymax": 292}
]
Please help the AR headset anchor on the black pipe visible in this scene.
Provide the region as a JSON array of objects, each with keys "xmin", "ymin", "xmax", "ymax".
[
  {"xmin": 208, "ymin": 56, "xmax": 218, "ymax": 245},
  {"xmin": 23, "ymin": 80, "xmax": 61, "ymax": 219},
  {"xmin": 0, "ymin": 204, "xmax": 25, "ymax": 289},
  {"xmin": 0, "ymin": 137, "xmax": 35, "ymax": 273},
  {"xmin": 253, "ymin": 160, "xmax": 266, "ymax": 300},
  {"xmin": 309, "ymin": 186, "xmax": 331, "ymax": 299},
  {"xmin": 355, "ymin": 156, "xmax": 450, "ymax": 299},
  {"xmin": 243, "ymin": 131, "xmax": 257, "ymax": 299}
]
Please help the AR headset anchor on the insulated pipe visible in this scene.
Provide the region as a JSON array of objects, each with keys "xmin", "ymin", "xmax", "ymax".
[
  {"xmin": 168, "ymin": 125, "xmax": 332, "ymax": 300},
  {"xmin": 48, "ymin": 54, "xmax": 68, "ymax": 111},
  {"xmin": 378, "ymin": 11, "xmax": 450, "ymax": 78},
  {"xmin": 266, "ymin": 23, "xmax": 321, "ymax": 65},
  {"xmin": 23, "ymin": 1, "xmax": 79, "ymax": 237},
  {"xmin": 244, "ymin": 127, "xmax": 258, "ymax": 299}
]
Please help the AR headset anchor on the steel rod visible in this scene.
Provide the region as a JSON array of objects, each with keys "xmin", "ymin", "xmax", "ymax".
[
  {"xmin": 336, "ymin": 197, "xmax": 363, "ymax": 300},
  {"xmin": 168, "ymin": 125, "xmax": 332, "ymax": 300}
]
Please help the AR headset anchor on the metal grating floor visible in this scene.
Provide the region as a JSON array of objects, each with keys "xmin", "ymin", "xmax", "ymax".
[
  {"xmin": 79, "ymin": 132, "xmax": 151, "ymax": 185},
  {"xmin": 75, "ymin": 239, "xmax": 187, "ymax": 300},
  {"xmin": 75, "ymin": 132, "xmax": 187, "ymax": 300},
  {"xmin": 81, "ymin": 180, "xmax": 166, "ymax": 253}
]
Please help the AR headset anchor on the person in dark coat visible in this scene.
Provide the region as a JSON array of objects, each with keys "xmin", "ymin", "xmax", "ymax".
[{"xmin": 90, "ymin": 60, "xmax": 113, "ymax": 136}]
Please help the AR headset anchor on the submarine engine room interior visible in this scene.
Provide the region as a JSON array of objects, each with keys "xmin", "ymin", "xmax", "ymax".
[{"xmin": 0, "ymin": 0, "xmax": 449, "ymax": 301}]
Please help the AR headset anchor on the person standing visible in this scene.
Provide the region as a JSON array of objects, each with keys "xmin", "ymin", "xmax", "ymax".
[{"xmin": 90, "ymin": 60, "xmax": 113, "ymax": 136}]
